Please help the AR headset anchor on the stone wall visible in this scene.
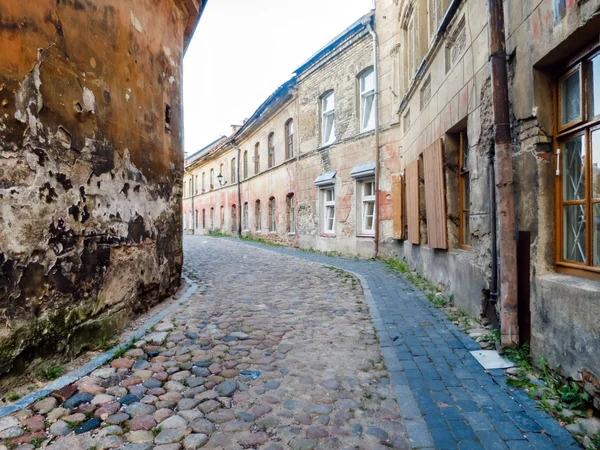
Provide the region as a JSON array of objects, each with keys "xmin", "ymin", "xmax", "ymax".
[{"xmin": 0, "ymin": 0, "xmax": 199, "ymax": 378}]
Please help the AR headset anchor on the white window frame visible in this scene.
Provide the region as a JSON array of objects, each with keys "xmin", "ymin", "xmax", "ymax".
[
  {"xmin": 321, "ymin": 92, "xmax": 336, "ymax": 146},
  {"xmin": 360, "ymin": 68, "xmax": 376, "ymax": 132},
  {"xmin": 321, "ymin": 187, "xmax": 336, "ymax": 235},
  {"xmin": 358, "ymin": 179, "xmax": 376, "ymax": 235}
]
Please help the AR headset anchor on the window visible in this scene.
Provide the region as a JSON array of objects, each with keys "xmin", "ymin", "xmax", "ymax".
[
  {"xmin": 321, "ymin": 188, "xmax": 336, "ymax": 234},
  {"xmin": 322, "ymin": 92, "xmax": 335, "ymax": 145},
  {"xmin": 231, "ymin": 204, "xmax": 237, "ymax": 232},
  {"xmin": 189, "ymin": 212, "xmax": 193, "ymax": 231},
  {"xmin": 183, "ymin": 211, "xmax": 187, "ymax": 229},
  {"xmin": 195, "ymin": 209, "xmax": 199, "ymax": 229},
  {"xmin": 407, "ymin": 15, "xmax": 416, "ymax": 79},
  {"xmin": 210, "ymin": 207, "xmax": 215, "ymax": 229},
  {"xmin": 219, "ymin": 163, "xmax": 225, "ymax": 183},
  {"xmin": 210, "ymin": 169, "xmax": 214, "ymax": 189},
  {"xmin": 202, "ymin": 172, "xmax": 205, "ymax": 192},
  {"xmin": 255, "ymin": 200, "xmax": 261, "ymax": 231},
  {"xmin": 202, "ymin": 209, "xmax": 206, "ymax": 229},
  {"xmin": 428, "ymin": 0, "xmax": 450, "ymax": 38},
  {"xmin": 195, "ymin": 175, "xmax": 198, "ymax": 195},
  {"xmin": 268, "ymin": 197, "xmax": 276, "ymax": 232},
  {"xmin": 243, "ymin": 151, "xmax": 248, "ymax": 179},
  {"xmin": 285, "ymin": 119, "xmax": 294, "ymax": 159},
  {"xmin": 360, "ymin": 68, "xmax": 376, "ymax": 132},
  {"xmin": 183, "ymin": 181, "xmax": 186, "ymax": 198},
  {"xmin": 459, "ymin": 131, "xmax": 471, "ymax": 248},
  {"xmin": 243, "ymin": 202, "xmax": 249, "ymax": 230},
  {"xmin": 403, "ymin": 109, "xmax": 411, "ymax": 134},
  {"xmin": 254, "ymin": 142, "xmax": 260, "ymax": 174},
  {"xmin": 359, "ymin": 179, "xmax": 376, "ymax": 235},
  {"xmin": 268, "ymin": 132, "xmax": 275, "ymax": 168},
  {"xmin": 231, "ymin": 158, "xmax": 237, "ymax": 184},
  {"xmin": 287, "ymin": 194, "xmax": 295, "ymax": 233},
  {"xmin": 556, "ymin": 51, "xmax": 600, "ymax": 272},
  {"xmin": 220, "ymin": 205, "xmax": 225, "ymax": 229}
]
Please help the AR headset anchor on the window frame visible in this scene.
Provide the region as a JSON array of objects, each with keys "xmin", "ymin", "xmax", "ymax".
[
  {"xmin": 555, "ymin": 47, "xmax": 600, "ymax": 278},
  {"xmin": 202, "ymin": 208, "xmax": 206, "ymax": 229},
  {"xmin": 210, "ymin": 169, "xmax": 214, "ymax": 189},
  {"xmin": 286, "ymin": 193, "xmax": 296, "ymax": 234},
  {"xmin": 243, "ymin": 202, "xmax": 249, "ymax": 231},
  {"xmin": 231, "ymin": 158, "xmax": 237, "ymax": 184},
  {"xmin": 231, "ymin": 204, "xmax": 237, "ymax": 232},
  {"xmin": 268, "ymin": 197, "xmax": 276, "ymax": 232},
  {"xmin": 357, "ymin": 178, "xmax": 376, "ymax": 236},
  {"xmin": 321, "ymin": 91, "xmax": 336, "ymax": 146},
  {"xmin": 321, "ymin": 187, "xmax": 336, "ymax": 235},
  {"xmin": 243, "ymin": 151, "xmax": 248, "ymax": 179},
  {"xmin": 202, "ymin": 172, "xmax": 205, "ymax": 192},
  {"xmin": 254, "ymin": 142, "xmax": 260, "ymax": 174},
  {"xmin": 285, "ymin": 119, "xmax": 294, "ymax": 160},
  {"xmin": 459, "ymin": 131, "xmax": 472, "ymax": 249},
  {"xmin": 255, "ymin": 200, "xmax": 262, "ymax": 231},
  {"xmin": 210, "ymin": 207, "xmax": 215, "ymax": 229},
  {"xmin": 268, "ymin": 132, "xmax": 275, "ymax": 168},
  {"xmin": 359, "ymin": 68, "xmax": 376, "ymax": 133}
]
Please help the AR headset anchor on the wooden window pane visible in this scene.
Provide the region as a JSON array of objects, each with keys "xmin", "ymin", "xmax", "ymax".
[
  {"xmin": 462, "ymin": 175, "xmax": 470, "ymax": 209},
  {"xmin": 563, "ymin": 204, "xmax": 587, "ymax": 263},
  {"xmin": 592, "ymin": 129, "xmax": 600, "ymax": 199},
  {"xmin": 560, "ymin": 68, "xmax": 582, "ymax": 127},
  {"xmin": 593, "ymin": 203, "xmax": 600, "ymax": 266},
  {"xmin": 406, "ymin": 161, "xmax": 420, "ymax": 244},
  {"xmin": 462, "ymin": 211, "xmax": 471, "ymax": 246},
  {"xmin": 562, "ymin": 135, "xmax": 586, "ymax": 201},
  {"xmin": 590, "ymin": 54, "xmax": 600, "ymax": 118},
  {"xmin": 392, "ymin": 174, "xmax": 404, "ymax": 239}
]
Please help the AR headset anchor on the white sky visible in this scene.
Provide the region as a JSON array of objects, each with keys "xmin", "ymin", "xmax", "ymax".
[{"xmin": 183, "ymin": 0, "xmax": 373, "ymax": 154}]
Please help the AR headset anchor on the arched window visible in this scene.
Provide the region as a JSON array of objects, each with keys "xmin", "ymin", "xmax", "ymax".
[
  {"xmin": 243, "ymin": 202, "xmax": 249, "ymax": 230},
  {"xmin": 286, "ymin": 193, "xmax": 295, "ymax": 233},
  {"xmin": 210, "ymin": 169, "xmax": 214, "ymax": 189},
  {"xmin": 321, "ymin": 91, "xmax": 335, "ymax": 145},
  {"xmin": 220, "ymin": 205, "xmax": 225, "ymax": 229},
  {"xmin": 219, "ymin": 163, "xmax": 225, "ymax": 182},
  {"xmin": 195, "ymin": 175, "xmax": 198, "ymax": 195},
  {"xmin": 231, "ymin": 158, "xmax": 237, "ymax": 184},
  {"xmin": 210, "ymin": 207, "xmax": 215, "ymax": 229},
  {"xmin": 268, "ymin": 132, "xmax": 275, "ymax": 168},
  {"xmin": 285, "ymin": 119, "xmax": 294, "ymax": 159},
  {"xmin": 243, "ymin": 151, "xmax": 249, "ymax": 179},
  {"xmin": 255, "ymin": 200, "xmax": 261, "ymax": 231},
  {"xmin": 202, "ymin": 209, "xmax": 206, "ymax": 229},
  {"xmin": 268, "ymin": 197, "xmax": 276, "ymax": 232},
  {"xmin": 195, "ymin": 209, "xmax": 199, "ymax": 228},
  {"xmin": 359, "ymin": 67, "xmax": 375, "ymax": 132},
  {"xmin": 202, "ymin": 172, "xmax": 206, "ymax": 192},
  {"xmin": 231, "ymin": 204, "xmax": 237, "ymax": 232},
  {"xmin": 254, "ymin": 142, "xmax": 260, "ymax": 174}
]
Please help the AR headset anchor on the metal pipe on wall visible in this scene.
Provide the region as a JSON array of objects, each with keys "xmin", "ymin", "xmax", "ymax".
[
  {"xmin": 487, "ymin": 0, "xmax": 519, "ymax": 349},
  {"xmin": 366, "ymin": 19, "xmax": 381, "ymax": 259}
]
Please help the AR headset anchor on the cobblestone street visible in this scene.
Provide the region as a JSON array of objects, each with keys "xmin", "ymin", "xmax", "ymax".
[{"xmin": 0, "ymin": 236, "xmax": 582, "ymax": 449}]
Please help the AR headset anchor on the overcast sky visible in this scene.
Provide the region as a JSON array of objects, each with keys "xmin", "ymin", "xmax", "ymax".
[{"xmin": 183, "ymin": 0, "xmax": 373, "ymax": 154}]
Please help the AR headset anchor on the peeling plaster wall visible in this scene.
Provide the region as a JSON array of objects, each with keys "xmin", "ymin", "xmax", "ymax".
[{"xmin": 0, "ymin": 0, "xmax": 186, "ymax": 376}]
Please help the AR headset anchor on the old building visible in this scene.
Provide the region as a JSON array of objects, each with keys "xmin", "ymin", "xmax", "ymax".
[
  {"xmin": 184, "ymin": 13, "xmax": 379, "ymax": 257},
  {"xmin": 0, "ymin": 0, "xmax": 206, "ymax": 378},
  {"xmin": 374, "ymin": 0, "xmax": 600, "ymax": 406},
  {"xmin": 189, "ymin": 0, "xmax": 600, "ymax": 408}
]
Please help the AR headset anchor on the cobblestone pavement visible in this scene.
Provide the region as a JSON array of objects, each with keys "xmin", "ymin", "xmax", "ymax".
[
  {"xmin": 213, "ymin": 237, "xmax": 582, "ymax": 450},
  {"xmin": 0, "ymin": 236, "xmax": 409, "ymax": 450}
]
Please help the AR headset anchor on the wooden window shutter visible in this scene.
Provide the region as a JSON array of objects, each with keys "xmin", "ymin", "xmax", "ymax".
[
  {"xmin": 392, "ymin": 174, "xmax": 404, "ymax": 239},
  {"xmin": 423, "ymin": 139, "xmax": 448, "ymax": 249},
  {"xmin": 406, "ymin": 160, "xmax": 420, "ymax": 244}
]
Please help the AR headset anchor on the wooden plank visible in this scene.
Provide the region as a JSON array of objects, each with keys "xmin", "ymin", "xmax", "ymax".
[
  {"xmin": 423, "ymin": 139, "xmax": 448, "ymax": 249},
  {"xmin": 406, "ymin": 161, "xmax": 420, "ymax": 245},
  {"xmin": 392, "ymin": 174, "xmax": 404, "ymax": 239}
]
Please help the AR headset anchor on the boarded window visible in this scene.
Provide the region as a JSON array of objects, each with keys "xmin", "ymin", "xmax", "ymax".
[
  {"xmin": 392, "ymin": 174, "xmax": 404, "ymax": 239},
  {"xmin": 406, "ymin": 161, "xmax": 420, "ymax": 244},
  {"xmin": 424, "ymin": 139, "xmax": 448, "ymax": 249}
]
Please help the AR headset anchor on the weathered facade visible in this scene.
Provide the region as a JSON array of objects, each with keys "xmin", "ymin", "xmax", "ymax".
[
  {"xmin": 184, "ymin": 14, "xmax": 380, "ymax": 258},
  {"xmin": 374, "ymin": 0, "xmax": 600, "ymax": 407},
  {"xmin": 0, "ymin": 0, "xmax": 205, "ymax": 378}
]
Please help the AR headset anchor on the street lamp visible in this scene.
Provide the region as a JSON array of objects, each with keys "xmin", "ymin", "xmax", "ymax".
[{"xmin": 217, "ymin": 172, "xmax": 227, "ymax": 186}]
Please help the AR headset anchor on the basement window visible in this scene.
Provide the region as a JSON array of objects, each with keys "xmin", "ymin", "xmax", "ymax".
[{"xmin": 165, "ymin": 103, "xmax": 172, "ymax": 134}]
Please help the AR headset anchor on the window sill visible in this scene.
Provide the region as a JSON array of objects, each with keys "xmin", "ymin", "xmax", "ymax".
[
  {"xmin": 320, "ymin": 233, "xmax": 336, "ymax": 238},
  {"xmin": 555, "ymin": 263, "xmax": 600, "ymax": 281},
  {"xmin": 317, "ymin": 142, "xmax": 336, "ymax": 151},
  {"xmin": 356, "ymin": 234, "xmax": 375, "ymax": 238},
  {"xmin": 287, "ymin": 232, "xmax": 297, "ymax": 236}
]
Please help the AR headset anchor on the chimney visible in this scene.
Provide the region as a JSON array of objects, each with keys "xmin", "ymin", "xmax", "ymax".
[{"xmin": 231, "ymin": 124, "xmax": 242, "ymax": 135}]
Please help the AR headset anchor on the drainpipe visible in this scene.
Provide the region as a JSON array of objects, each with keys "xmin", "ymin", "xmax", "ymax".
[
  {"xmin": 232, "ymin": 142, "xmax": 243, "ymax": 237},
  {"xmin": 367, "ymin": 19, "xmax": 381, "ymax": 259},
  {"xmin": 487, "ymin": 0, "xmax": 519, "ymax": 349}
]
